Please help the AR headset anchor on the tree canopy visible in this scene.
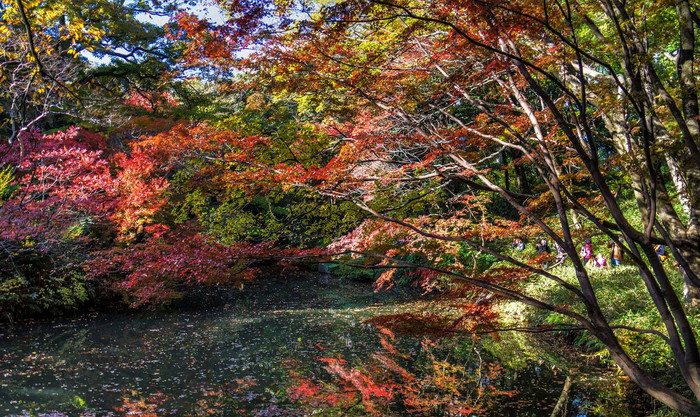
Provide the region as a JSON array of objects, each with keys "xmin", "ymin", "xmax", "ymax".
[{"xmin": 2, "ymin": 0, "xmax": 700, "ymax": 414}]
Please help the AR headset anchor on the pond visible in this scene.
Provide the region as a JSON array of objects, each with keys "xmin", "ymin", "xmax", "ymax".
[{"xmin": 0, "ymin": 275, "xmax": 611, "ymax": 416}]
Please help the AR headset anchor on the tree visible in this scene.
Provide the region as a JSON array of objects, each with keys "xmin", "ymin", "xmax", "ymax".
[
  {"xmin": 179, "ymin": 0, "xmax": 700, "ymax": 413},
  {"xmin": 0, "ymin": 127, "xmax": 115, "ymax": 318},
  {"xmin": 0, "ymin": 0, "xmax": 182, "ymax": 142}
]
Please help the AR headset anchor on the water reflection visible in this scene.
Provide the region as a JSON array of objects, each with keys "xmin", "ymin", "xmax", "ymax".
[{"xmin": 0, "ymin": 277, "xmax": 600, "ymax": 415}]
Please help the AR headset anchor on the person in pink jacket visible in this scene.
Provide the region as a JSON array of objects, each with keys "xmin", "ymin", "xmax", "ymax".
[
  {"xmin": 580, "ymin": 239, "xmax": 593, "ymax": 265},
  {"xmin": 595, "ymin": 253, "xmax": 607, "ymax": 268}
]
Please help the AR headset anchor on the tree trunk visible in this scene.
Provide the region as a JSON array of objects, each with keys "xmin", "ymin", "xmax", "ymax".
[
  {"xmin": 666, "ymin": 155, "xmax": 691, "ymax": 216},
  {"xmin": 509, "ymin": 148, "xmax": 531, "ymax": 194},
  {"xmin": 684, "ymin": 255, "xmax": 700, "ymax": 308},
  {"xmin": 599, "ymin": 104, "xmax": 700, "ymax": 305},
  {"xmin": 599, "ymin": 326, "xmax": 700, "ymax": 415},
  {"xmin": 501, "ymin": 150, "xmax": 510, "ymax": 192},
  {"xmin": 550, "ymin": 374, "xmax": 573, "ymax": 417}
]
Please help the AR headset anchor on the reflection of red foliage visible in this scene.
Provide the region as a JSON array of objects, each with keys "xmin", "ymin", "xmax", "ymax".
[
  {"xmin": 288, "ymin": 378, "xmax": 321, "ymax": 400},
  {"xmin": 116, "ymin": 391, "xmax": 170, "ymax": 416},
  {"xmin": 289, "ymin": 334, "xmax": 516, "ymax": 415},
  {"xmin": 288, "ymin": 374, "xmax": 357, "ymax": 409},
  {"xmin": 367, "ymin": 313, "xmax": 456, "ymax": 338},
  {"xmin": 367, "ymin": 302, "xmax": 501, "ymax": 337}
]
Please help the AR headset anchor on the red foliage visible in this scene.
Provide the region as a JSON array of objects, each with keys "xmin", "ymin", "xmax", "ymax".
[
  {"xmin": 111, "ymin": 148, "xmax": 169, "ymax": 242},
  {"xmin": 87, "ymin": 227, "xmax": 269, "ymax": 307},
  {"xmin": 124, "ymin": 91, "xmax": 179, "ymax": 113},
  {"xmin": 0, "ymin": 127, "xmax": 115, "ymax": 243},
  {"xmin": 0, "ymin": 124, "xmax": 286, "ymax": 309}
]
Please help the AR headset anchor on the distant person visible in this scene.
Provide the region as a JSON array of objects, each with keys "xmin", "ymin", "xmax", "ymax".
[
  {"xmin": 536, "ymin": 239, "xmax": 550, "ymax": 254},
  {"xmin": 608, "ymin": 240, "xmax": 624, "ymax": 267},
  {"xmin": 655, "ymin": 244, "xmax": 668, "ymax": 262},
  {"xmin": 595, "ymin": 253, "xmax": 607, "ymax": 268},
  {"xmin": 511, "ymin": 238, "xmax": 525, "ymax": 252},
  {"xmin": 536, "ymin": 239, "xmax": 551, "ymax": 267},
  {"xmin": 580, "ymin": 239, "xmax": 593, "ymax": 266},
  {"xmin": 553, "ymin": 242, "xmax": 567, "ymax": 263}
]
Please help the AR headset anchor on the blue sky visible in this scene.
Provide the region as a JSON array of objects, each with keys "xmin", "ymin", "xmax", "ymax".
[{"xmin": 83, "ymin": 1, "xmax": 227, "ymax": 65}]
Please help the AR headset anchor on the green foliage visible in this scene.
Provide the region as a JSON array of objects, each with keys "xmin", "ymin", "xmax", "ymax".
[
  {"xmin": 171, "ymin": 81, "xmax": 245, "ymax": 123},
  {"xmin": 71, "ymin": 395, "xmax": 88, "ymax": 410},
  {"xmin": 0, "ymin": 165, "xmax": 14, "ymax": 201},
  {"xmin": 0, "ymin": 264, "xmax": 89, "ymax": 322},
  {"xmin": 485, "ymin": 194, "xmax": 521, "ymax": 220},
  {"xmin": 517, "ymin": 264, "xmax": 696, "ymax": 377},
  {"xmin": 457, "ymin": 243, "xmax": 498, "ymax": 274},
  {"xmin": 64, "ymin": 217, "xmax": 96, "ymax": 240},
  {"xmin": 333, "ymin": 259, "xmax": 377, "ymax": 282}
]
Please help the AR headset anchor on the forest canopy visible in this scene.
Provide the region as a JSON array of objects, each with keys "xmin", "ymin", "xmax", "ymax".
[{"xmin": 2, "ymin": 0, "xmax": 700, "ymax": 414}]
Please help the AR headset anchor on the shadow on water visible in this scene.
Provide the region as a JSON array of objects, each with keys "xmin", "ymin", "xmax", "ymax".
[{"xmin": 0, "ymin": 275, "xmax": 614, "ymax": 416}]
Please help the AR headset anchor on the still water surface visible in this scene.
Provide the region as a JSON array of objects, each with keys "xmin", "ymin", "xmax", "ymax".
[{"xmin": 0, "ymin": 277, "xmax": 598, "ymax": 415}]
